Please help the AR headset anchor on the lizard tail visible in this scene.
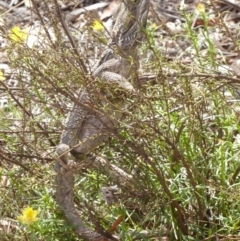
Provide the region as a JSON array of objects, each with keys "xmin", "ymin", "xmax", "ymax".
[{"xmin": 55, "ymin": 144, "xmax": 117, "ymax": 241}]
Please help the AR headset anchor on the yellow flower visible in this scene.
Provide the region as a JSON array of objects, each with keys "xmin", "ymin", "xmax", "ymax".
[
  {"xmin": 17, "ymin": 206, "xmax": 39, "ymax": 225},
  {"xmin": 151, "ymin": 23, "xmax": 157, "ymax": 29},
  {"xmin": 92, "ymin": 20, "xmax": 104, "ymax": 32},
  {"xmin": 0, "ymin": 71, "xmax": 5, "ymax": 81},
  {"xmin": 196, "ymin": 3, "xmax": 205, "ymax": 14},
  {"xmin": 8, "ymin": 26, "xmax": 28, "ymax": 43}
]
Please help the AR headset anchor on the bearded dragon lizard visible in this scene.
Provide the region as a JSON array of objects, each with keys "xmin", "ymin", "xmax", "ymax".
[{"xmin": 55, "ymin": 0, "xmax": 149, "ymax": 240}]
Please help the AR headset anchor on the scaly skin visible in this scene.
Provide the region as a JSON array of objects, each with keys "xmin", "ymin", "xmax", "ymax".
[{"xmin": 55, "ymin": 0, "xmax": 150, "ymax": 240}]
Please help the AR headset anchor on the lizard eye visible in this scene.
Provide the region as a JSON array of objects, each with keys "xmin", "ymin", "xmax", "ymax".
[{"xmin": 129, "ymin": 0, "xmax": 138, "ymax": 4}]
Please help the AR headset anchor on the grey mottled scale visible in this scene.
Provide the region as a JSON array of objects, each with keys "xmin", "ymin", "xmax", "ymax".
[
  {"xmin": 57, "ymin": 0, "xmax": 149, "ymax": 158},
  {"xmin": 55, "ymin": 0, "xmax": 150, "ymax": 240}
]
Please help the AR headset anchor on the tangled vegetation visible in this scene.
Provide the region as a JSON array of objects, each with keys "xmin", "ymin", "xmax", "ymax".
[{"xmin": 1, "ymin": 0, "xmax": 240, "ymax": 240}]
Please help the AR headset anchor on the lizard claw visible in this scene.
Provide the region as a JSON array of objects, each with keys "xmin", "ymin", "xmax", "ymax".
[
  {"xmin": 55, "ymin": 143, "xmax": 71, "ymax": 166},
  {"xmin": 121, "ymin": 81, "xmax": 135, "ymax": 94},
  {"xmin": 56, "ymin": 143, "xmax": 70, "ymax": 158},
  {"xmin": 55, "ymin": 143, "xmax": 77, "ymax": 171}
]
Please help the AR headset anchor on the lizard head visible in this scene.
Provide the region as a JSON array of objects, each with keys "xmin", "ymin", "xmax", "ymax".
[{"xmin": 111, "ymin": 0, "xmax": 150, "ymax": 50}]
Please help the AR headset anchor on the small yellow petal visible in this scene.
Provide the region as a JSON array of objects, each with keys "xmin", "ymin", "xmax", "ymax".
[
  {"xmin": 17, "ymin": 206, "xmax": 39, "ymax": 225},
  {"xmin": 0, "ymin": 71, "xmax": 5, "ymax": 81},
  {"xmin": 196, "ymin": 3, "xmax": 205, "ymax": 14},
  {"xmin": 92, "ymin": 20, "xmax": 104, "ymax": 32},
  {"xmin": 151, "ymin": 23, "xmax": 157, "ymax": 28},
  {"xmin": 8, "ymin": 26, "xmax": 28, "ymax": 43}
]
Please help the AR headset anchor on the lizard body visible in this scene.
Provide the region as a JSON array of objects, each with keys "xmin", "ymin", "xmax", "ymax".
[
  {"xmin": 55, "ymin": 0, "xmax": 149, "ymax": 240},
  {"xmin": 58, "ymin": 0, "xmax": 149, "ymax": 157}
]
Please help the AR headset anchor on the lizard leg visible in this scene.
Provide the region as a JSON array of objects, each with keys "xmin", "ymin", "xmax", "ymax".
[
  {"xmin": 93, "ymin": 58, "xmax": 135, "ymax": 93},
  {"xmin": 61, "ymin": 115, "xmax": 113, "ymax": 158},
  {"xmin": 58, "ymin": 89, "xmax": 124, "ymax": 159},
  {"xmin": 97, "ymin": 71, "xmax": 135, "ymax": 93}
]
